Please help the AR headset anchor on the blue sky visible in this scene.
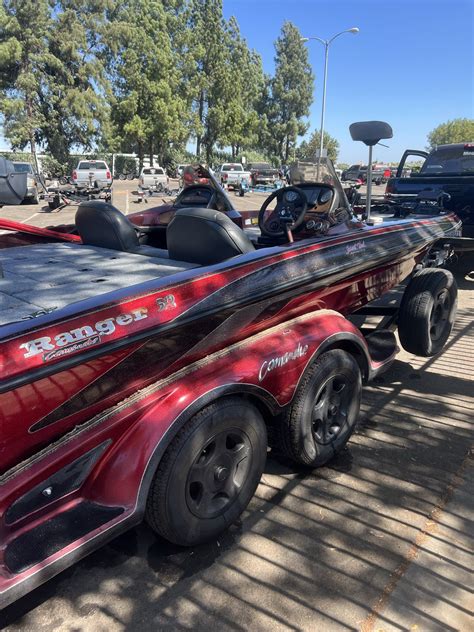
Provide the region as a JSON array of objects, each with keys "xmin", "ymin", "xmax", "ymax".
[
  {"xmin": 1, "ymin": 0, "xmax": 472, "ymax": 164},
  {"xmin": 223, "ymin": 0, "xmax": 474, "ymax": 163}
]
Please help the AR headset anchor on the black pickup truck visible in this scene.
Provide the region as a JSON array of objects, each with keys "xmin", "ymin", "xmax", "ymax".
[
  {"xmin": 248, "ymin": 162, "xmax": 279, "ymax": 186},
  {"xmin": 385, "ymin": 143, "xmax": 474, "ymax": 236}
]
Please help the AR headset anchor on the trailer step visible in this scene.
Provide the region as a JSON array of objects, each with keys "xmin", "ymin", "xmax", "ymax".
[
  {"xmin": 5, "ymin": 501, "xmax": 124, "ymax": 574},
  {"xmin": 365, "ymin": 329, "xmax": 398, "ymax": 364}
]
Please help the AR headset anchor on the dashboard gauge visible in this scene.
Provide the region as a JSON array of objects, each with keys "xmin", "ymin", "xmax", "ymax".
[
  {"xmin": 319, "ymin": 189, "xmax": 333, "ymax": 203},
  {"xmin": 285, "ymin": 190, "xmax": 298, "ymax": 202}
]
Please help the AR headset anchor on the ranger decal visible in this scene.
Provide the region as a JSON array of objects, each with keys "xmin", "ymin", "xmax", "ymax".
[{"xmin": 19, "ymin": 307, "xmax": 149, "ymax": 359}]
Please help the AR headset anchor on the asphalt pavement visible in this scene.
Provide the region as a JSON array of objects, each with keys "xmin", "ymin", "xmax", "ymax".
[{"xmin": 0, "ymin": 183, "xmax": 472, "ymax": 631}]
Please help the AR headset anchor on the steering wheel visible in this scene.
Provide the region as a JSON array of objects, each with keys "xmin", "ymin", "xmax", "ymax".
[{"xmin": 258, "ymin": 186, "xmax": 308, "ymax": 237}]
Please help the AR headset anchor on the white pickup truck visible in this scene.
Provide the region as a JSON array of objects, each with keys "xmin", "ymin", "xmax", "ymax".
[
  {"xmin": 218, "ymin": 163, "xmax": 251, "ymax": 189},
  {"xmin": 139, "ymin": 166, "xmax": 168, "ymax": 189},
  {"xmin": 72, "ymin": 160, "xmax": 112, "ymax": 189}
]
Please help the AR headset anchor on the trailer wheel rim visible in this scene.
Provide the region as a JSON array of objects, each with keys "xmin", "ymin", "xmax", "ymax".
[
  {"xmin": 311, "ymin": 374, "xmax": 350, "ymax": 445},
  {"xmin": 429, "ymin": 288, "xmax": 451, "ymax": 342},
  {"xmin": 186, "ymin": 428, "xmax": 252, "ymax": 519}
]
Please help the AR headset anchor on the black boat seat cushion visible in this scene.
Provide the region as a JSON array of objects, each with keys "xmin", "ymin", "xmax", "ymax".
[
  {"xmin": 76, "ymin": 200, "xmax": 140, "ymax": 251},
  {"xmin": 75, "ymin": 200, "xmax": 170, "ymax": 258},
  {"xmin": 167, "ymin": 207, "xmax": 255, "ymax": 265}
]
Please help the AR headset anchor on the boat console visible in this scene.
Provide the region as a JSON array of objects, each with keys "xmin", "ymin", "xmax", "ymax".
[{"xmin": 255, "ymin": 182, "xmax": 355, "ymax": 244}]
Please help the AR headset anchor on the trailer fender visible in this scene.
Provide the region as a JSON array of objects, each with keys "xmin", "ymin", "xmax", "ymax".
[{"xmin": 88, "ymin": 309, "xmax": 371, "ymax": 512}]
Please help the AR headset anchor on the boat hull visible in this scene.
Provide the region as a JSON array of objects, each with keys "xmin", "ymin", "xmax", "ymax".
[{"xmin": 0, "ymin": 212, "xmax": 461, "ymax": 608}]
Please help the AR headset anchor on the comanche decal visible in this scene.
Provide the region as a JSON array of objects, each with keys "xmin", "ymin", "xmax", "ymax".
[
  {"xmin": 258, "ymin": 343, "xmax": 309, "ymax": 382},
  {"xmin": 20, "ymin": 308, "xmax": 148, "ymax": 360}
]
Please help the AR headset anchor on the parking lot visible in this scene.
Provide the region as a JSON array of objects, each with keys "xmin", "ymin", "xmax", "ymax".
[
  {"xmin": 1, "ymin": 182, "xmax": 472, "ymax": 631},
  {"xmin": 0, "ymin": 178, "xmax": 387, "ymax": 227}
]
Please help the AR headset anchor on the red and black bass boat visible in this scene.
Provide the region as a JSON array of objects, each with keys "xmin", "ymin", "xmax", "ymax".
[{"xmin": 0, "ymin": 138, "xmax": 461, "ymax": 607}]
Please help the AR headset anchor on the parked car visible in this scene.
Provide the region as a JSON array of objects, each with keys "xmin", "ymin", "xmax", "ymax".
[
  {"xmin": 248, "ymin": 162, "xmax": 279, "ymax": 186},
  {"xmin": 218, "ymin": 163, "xmax": 251, "ymax": 189},
  {"xmin": 341, "ymin": 164, "xmax": 367, "ymax": 182},
  {"xmin": 72, "ymin": 160, "xmax": 112, "ymax": 189},
  {"xmin": 385, "ymin": 143, "xmax": 474, "ymax": 236},
  {"xmin": 371, "ymin": 164, "xmax": 391, "ymax": 185},
  {"xmin": 139, "ymin": 166, "xmax": 168, "ymax": 189},
  {"xmin": 12, "ymin": 162, "xmax": 40, "ymax": 204}
]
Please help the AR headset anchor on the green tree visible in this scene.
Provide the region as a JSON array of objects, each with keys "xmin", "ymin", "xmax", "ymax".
[
  {"xmin": 41, "ymin": 0, "xmax": 112, "ymax": 163},
  {"xmin": 187, "ymin": 0, "xmax": 228, "ymax": 159},
  {"xmin": 0, "ymin": 0, "xmax": 111, "ymax": 164},
  {"xmin": 0, "ymin": 0, "xmax": 50, "ymax": 167},
  {"xmin": 268, "ymin": 22, "xmax": 314, "ymax": 162},
  {"xmin": 254, "ymin": 74, "xmax": 274, "ymax": 160},
  {"xmin": 427, "ymin": 118, "xmax": 474, "ymax": 148},
  {"xmin": 107, "ymin": 0, "xmax": 190, "ymax": 167},
  {"xmin": 217, "ymin": 16, "xmax": 265, "ymax": 158},
  {"xmin": 296, "ymin": 130, "xmax": 340, "ymax": 163}
]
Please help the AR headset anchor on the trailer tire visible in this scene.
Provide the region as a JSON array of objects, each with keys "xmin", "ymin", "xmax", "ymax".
[
  {"xmin": 276, "ymin": 350, "xmax": 361, "ymax": 467},
  {"xmin": 398, "ymin": 268, "xmax": 457, "ymax": 356},
  {"xmin": 145, "ymin": 397, "xmax": 267, "ymax": 546}
]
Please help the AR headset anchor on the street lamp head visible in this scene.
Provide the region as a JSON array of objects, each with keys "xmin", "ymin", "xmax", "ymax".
[
  {"xmin": 348, "ymin": 27, "xmax": 359, "ymax": 34},
  {"xmin": 300, "ymin": 37, "xmax": 309, "ymax": 42}
]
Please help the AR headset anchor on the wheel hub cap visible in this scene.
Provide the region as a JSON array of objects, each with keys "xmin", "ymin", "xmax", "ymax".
[
  {"xmin": 311, "ymin": 375, "xmax": 350, "ymax": 445},
  {"xmin": 186, "ymin": 429, "xmax": 252, "ymax": 519},
  {"xmin": 429, "ymin": 289, "xmax": 451, "ymax": 341},
  {"xmin": 214, "ymin": 466, "xmax": 229, "ymax": 482}
]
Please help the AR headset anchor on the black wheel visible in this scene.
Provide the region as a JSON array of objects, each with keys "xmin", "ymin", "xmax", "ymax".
[
  {"xmin": 119, "ymin": 173, "xmax": 126, "ymax": 180},
  {"xmin": 59, "ymin": 176, "xmax": 67, "ymax": 185},
  {"xmin": 127, "ymin": 172, "xmax": 135, "ymax": 181},
  {"xmin": 398, "ymin": 268, "xmax": 457, "ymax": 356},
  {"xmin": 146, "ymin": 397, "xmax": 267, "ymax": 546},
  {"xmin": 276, "ymin": 350, "xmax": 361, "ymax": 467}
]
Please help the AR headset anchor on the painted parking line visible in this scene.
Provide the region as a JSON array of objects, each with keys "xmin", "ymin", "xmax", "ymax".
[{"xmin": 23, "ymin": 212, "xmax": 41, "ymax": 223}]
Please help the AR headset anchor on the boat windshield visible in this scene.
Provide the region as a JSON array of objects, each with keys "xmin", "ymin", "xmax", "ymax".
[{"xmin": 289, "ymin": 158, "xmax": 350, "ymax": 209}]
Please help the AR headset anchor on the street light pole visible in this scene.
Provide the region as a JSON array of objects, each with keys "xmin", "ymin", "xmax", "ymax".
[
  {"xmin": 319, "ymin": 41, "xmax": 329, "ymax": 176},
  {"xmin": 302, "ymin": 28, "xmax": 359, "ymax": 178}
]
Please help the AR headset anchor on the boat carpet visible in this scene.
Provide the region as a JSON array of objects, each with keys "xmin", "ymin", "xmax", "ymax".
[{"xmin": 0, "ymin": 242, "xmax": 198, "ymax": 326}]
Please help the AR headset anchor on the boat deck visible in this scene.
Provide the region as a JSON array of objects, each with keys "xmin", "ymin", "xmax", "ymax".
[{"xmin": 0, "ymin": 243, "xmax": 197, "ymax": 326}]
